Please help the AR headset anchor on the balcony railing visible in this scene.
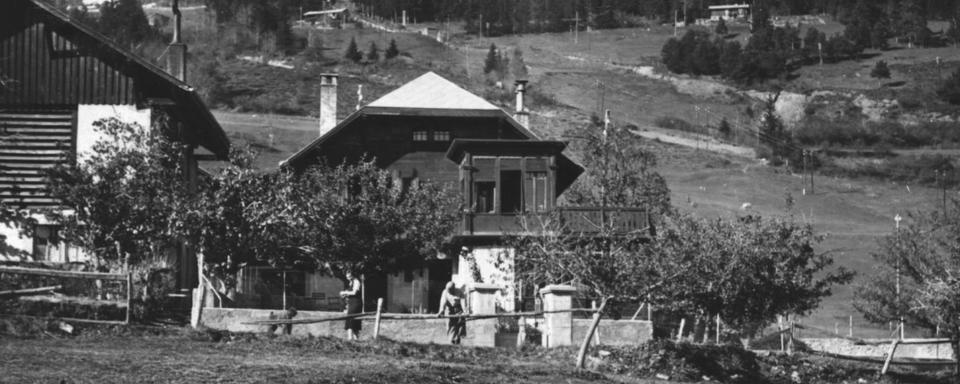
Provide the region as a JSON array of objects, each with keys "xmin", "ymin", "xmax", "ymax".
[{"xmin": 460, "ymin": 207, "xmax": 650, "ymax": 237}]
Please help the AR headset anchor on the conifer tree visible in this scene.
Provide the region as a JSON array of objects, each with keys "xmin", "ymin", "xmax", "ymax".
[
  {"xmin": 366, "ymin": 41, "xmax": 380, "ymax": 62},
  {"xmin": 385, "ymin": 39, "xmax": 400, "ymax": 59},
  {"xmin": 483, "ymin": 43, "xmax": 501, "ymax": 74},
  {"xmin": 344, "ymin": 37, "xmax": 362, "ymax": 63}
]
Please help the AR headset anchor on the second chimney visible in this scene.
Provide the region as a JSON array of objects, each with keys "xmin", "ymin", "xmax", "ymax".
[
  {"xmin": 166, "ymin": 0, "xmax": 187, "ymax": 82},
  {"xmin": 319, "ymin": 73, "xmax": 339, "ymax": 137},
  {"xmin": 514, "ymin": 80, "xmax": 530, "ymax": 128}
]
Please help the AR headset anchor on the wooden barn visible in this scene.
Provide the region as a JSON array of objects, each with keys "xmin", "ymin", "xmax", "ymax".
[{"xmin": 0, "ymin": 0, "xmax": 229, "ymax": 290}]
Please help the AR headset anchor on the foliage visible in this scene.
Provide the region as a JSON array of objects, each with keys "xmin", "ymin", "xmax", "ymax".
[
  {"xmin": 714, "ymin": 18, "xmax": 728, "ymax": 36},
  {"xmin": 204, "ymin": 0, "xmax": 295, "ymax": 51},
  {"xmin": 563, "ymin": 117, "xmax": 672, "ymax": 218},
  {"xmin": 854, "ymin": 203, "xmax": 960, "ymax": 366},
  {"xmin": 45, "ymin": 116, "xmax": 189, "ymax": 268},
  {"xmin": 658, "ymin": 214, "xmax": 853, "ymax": 343},
  {"xmin": 385, "ymin": 39, "xmax": 400, "ymax": 59},
  {"xmin": 483, "ymin": 44, "xmax": 502, "ymax": 75},
  {"xmin": 717, "ymin": 118, "xmax": 732, "ymax": 139},
  {"xmin": 937, "ymin": 67, "xmax": 960, "ymax": 105},
  {"xmin": 344, "ymin": 37, "xmax": 363, "ymax": 63},
  {"xmin": 870, "ymin": 60, "xmax": 891, "ymax": 79},
  {"xmin": 366, "ymin": 41, "xmax": 380, "ymax": 63},
  {"xmin": 96, "ymin": 0, "xmax": 160, "ymax": 49},
  {"xmin": 757, "ymin": 92, "xmax": 797, "ymax": 165},
  {"xmin": 840, "ymin": 0, "xmax": 891, "ymax": 50}
]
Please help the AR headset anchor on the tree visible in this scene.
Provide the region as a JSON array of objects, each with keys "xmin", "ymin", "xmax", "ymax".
[
  {"xmin": 661, "ymin": 214, "xmax": 853, "ymax": 346},
  {"xmin": 937, "ymin": 68, "xmax": 960, "ymax": 105},
  {"xmin": 563, "ymin": 117, "xmax": 672, "ymax": 218},
  {"xmin": 366, "ymin": 41, "xmax": 380, "ymax": 63},
  {"xmin": 717, "ymin": 117, "xmax": 732, "ymax": 138},
  {"xmin": 385, "ymin": 39, "xmax": 400, "ymax": 59},
  {"xmin": 871, "ymin": 60, "xmax": 891, "ymax": 79},
  {"xmin": 96, "ymin": 0, "xmax": 159, "ymax": 49},
  {"xmin": 715, "ymin": 18, "xmax": 728, "ymax": 36},
  {"xmin": 45, "ymin": 116, "xmax": 189, "ymax": 269},
  {"xmin": 854, "ymin": 204, "xmax": 960, "ymax": 373},
  {"xmin": 483, "ymin": 43, "xmax": 502, "ymax": 74},
  {"xmin": 344, "ymin": 37, "xmax": 363, "ymax": 63},
  {"xmin": 661, "ymin": 38, "xmax": 685, "ymax": 73}
]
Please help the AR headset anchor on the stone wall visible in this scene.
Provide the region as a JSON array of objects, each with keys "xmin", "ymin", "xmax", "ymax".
[
  {"xmin": 200, "ymin": 308, "xmax": 497, "ymax": 347},
  {"xmin": 572, "ymin": 319, "xmax": 654, "ymax": 346},
  {"xmin": 802, "ymin": 338, "xmax": 955, "ymax": 360}
]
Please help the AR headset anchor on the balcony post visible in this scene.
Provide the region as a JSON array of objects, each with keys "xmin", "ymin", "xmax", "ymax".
[{"xmin": 462, "ymin": 153, "xmax": 474, "ymax": 235}]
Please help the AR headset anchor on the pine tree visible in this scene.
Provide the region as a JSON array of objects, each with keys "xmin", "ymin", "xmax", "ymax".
[
  {"xmin": 366, "ymin": 41, "xmax": 380, "ymax": 63},
  {"xmin": 718, "ymin": 117, "xmax": 732, "ymax": 138},
  {"xmin": 385, "ymin": 39, "xmax": 400, "ymax": 59},
  {"xmin": 344, "ymin": 37, "xmax": 362, "ymax": 63},
  {"xmin": 937, "ymin": 68, "xmax": 960, "ymax": 105},
  {"xmin": 483, "ymin": 43, "xmax": 501, "ymax": 74},
  {"xmin": 871, "ymin": 60, "xmax": 891, "ymax": 79}
]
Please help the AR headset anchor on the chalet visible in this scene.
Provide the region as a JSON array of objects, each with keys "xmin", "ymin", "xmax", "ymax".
[
  {"xmin": 303, "ymin": 8, "xmax": 351, "ymax": 29},
  {"xmin": 708, "ymin": 3, "xmax": 750, "ymax": 21},
  {"xmin": 0, "ymin": 0, "xmax": 229, "ymax": 290},
  {"xmin": 268, "ymin": 72, "xmax": 649, "ymax": 314}
]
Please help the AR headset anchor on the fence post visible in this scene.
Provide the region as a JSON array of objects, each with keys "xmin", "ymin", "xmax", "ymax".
[
  {"xmin": 881, "ymin": 339, "xmax": 901, "ymax": 376},
  {"xmin": 540, "ymin": 285, "xmax": 576, "ymax": 348},
  {"xmin": 716, "ymin": 313, "xmax": 720, "ymax": 345},
  {"xmin": 677, "ymin": 318, "xmax": 686, "ymax": 342},
  {"xmin": 778, "ymin": 316, "xmax": 784, "ymax": 352},
  {"xmin": 517, "ymin": 316, "xmax": 526, "ymax": 347},
  {"xmin": 468, "ymin": 283, "xmax": 501, "ymax": 347},
  {"xmin": 125, "ymin": 273, "xmax": 132, "ymax": 325},
  {"xmin": 374, "ymin": 298, "xmax": 383, "ymax": 340},
  {"xmin": 575, "ymin": 297, "xmax": 608, "ymax": 370}
]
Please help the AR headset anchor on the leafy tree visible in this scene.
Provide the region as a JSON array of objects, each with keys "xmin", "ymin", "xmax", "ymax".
[
  {"xmin": 344, "ymin": 37, "xmax": 363, "ymax": 63},
  {"xmin": 854, "ymin": 205, "xmax": 960, "ymax": 372},
  {"xmin": 661, "ymin": 38, "xmax": 685, "ymax": 73},
  {"xmin": 662, "ymin": 214, "xmax": 853, "ymax": 346},
  {"xmin": 385, "ymin": 39, "xmax": 400, "ymax": 59},
  {"xmin": 366, "ymin": 41, "xmax": 380, "ymax": 63},
  {"xmin": 45, "ymin": 116, "xmax": 189, "ymax": 268},
  {"xmin": 718, "ymin": 40, "xmax": 744, "ymax": 79},
  {"xmin": 937, "ymin": 68, "xmax": 960, "ymax": 105},
  {"xmin": 97, "ymin": 0, "xmax": 159, "ymax": 49},
  {"xmin": 562, "ymin": 117, "xmax": 672, "ymax": 219},
  {"xmin": 871, "ymin": 60, "xmax": 891, "ymax": 79},
  {"xmin": 715, "ymin": 18, "xmax": 728, "ymax": 36}
]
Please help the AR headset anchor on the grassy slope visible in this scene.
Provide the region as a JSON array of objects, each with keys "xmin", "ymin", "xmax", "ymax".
[{"xmin": 189, "ymin": 13, "xmax": 953, "ymax": 336}]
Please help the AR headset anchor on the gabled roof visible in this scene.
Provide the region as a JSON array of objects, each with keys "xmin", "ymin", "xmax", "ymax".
[
  {"xmin": 2, "ymin": 0, "xmax": 230, "ymax": 159},
  {"xmin": 367, "ymin": 72, "xmax": 500, "ymax": 111}
]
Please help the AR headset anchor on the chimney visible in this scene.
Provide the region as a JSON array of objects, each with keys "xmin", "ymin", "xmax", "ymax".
[
  {"xmin": 514, "ymin": 80, "xmax": 530, "ymax": 128},
  {"xmin": 319, "ymin": 73, "xmax": 339, "ymax": 136},
  {"xmin": 166, "ymin": 0, "xmax": 187, "ymax": 82}
]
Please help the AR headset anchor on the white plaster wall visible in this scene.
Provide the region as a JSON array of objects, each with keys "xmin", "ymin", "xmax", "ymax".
[
  {"xmin": 76, "ymin": 104, "xmax": 152, "ymax": 160},
  {"xmin": 0, "ymin": 214, "xmax": 89, "ymax": 263},
  {"xmin": 458, "ymin": 246, "xmax": 516, "ymax": 312},
  {"xmin": 386, "ymin": 267, "xmax": 431, "ymax": 313}
]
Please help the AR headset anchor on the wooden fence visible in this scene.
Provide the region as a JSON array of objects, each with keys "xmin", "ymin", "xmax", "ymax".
[{"xmin": 0, "ymin": 266, "xmax": 132, "ymax": 325}]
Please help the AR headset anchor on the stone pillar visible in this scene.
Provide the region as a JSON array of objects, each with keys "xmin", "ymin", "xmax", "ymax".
[
  {"xmin": 466, "ymin": 283, "xmax": 500, "ymax": 347},
  {"xmin": 540, "ymin": 284, "xmax": 576, "ymax": 347},
  {"xmin": 318, "ymin": 74, "xmax": 339, "ymax": 137}
]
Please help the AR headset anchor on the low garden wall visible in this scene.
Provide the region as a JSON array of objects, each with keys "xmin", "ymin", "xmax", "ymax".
[
  {"xmin": 573, "ymin": 318, "xmax": 654, "ymax": 346},
  {"xmin": 200, "ymin": 308, "xmax": 497, "ymax": 346},
  {"xmin": 802, "ymin": 338, "xmax": 955, "ymax": 360}
]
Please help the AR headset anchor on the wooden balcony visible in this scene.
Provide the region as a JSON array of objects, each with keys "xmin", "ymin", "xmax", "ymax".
[{"xmin": 459, "ymin": 207, "xmax": 650, "ymax": 237}]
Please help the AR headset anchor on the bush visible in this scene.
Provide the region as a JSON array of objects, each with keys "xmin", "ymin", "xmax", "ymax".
[
  {"xmin": 594, "ymin": 340, "xmax": 764, "ymax": 383},
  {"xmin": 871, "ymin": 60, "xmax": 891, "ymax": 79},
  {"xmin": 385, "ymin": 39, "xmax": 400, "ymax": 59},
  {"xmin": 344, "ymin": 37, "xmax": 362, "ymax": 63},
  {"xmin": 937, "ymin": 67, "xmax": 960, "ymax": 105}
]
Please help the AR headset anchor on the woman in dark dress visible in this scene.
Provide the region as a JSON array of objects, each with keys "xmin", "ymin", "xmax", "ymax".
[
  {"xmin": 340, "ymin": 271, "xmax": 362, "ymax": 340},
  {"xmin": 437, "ymin": 281, "xmax": 468, "ymax": 344}
]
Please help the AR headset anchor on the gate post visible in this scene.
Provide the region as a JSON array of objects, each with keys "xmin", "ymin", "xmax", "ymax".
[
  {"xmin": 467, "ymin": 283, "xmax": 500, "ymax": 347},
  {"xmin": 540, "ymin": 285, "xmax": 576, "ymax": 347}
]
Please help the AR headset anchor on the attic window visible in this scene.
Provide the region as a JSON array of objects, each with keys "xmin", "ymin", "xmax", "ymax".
[
  {"xmin": 434, "ymin": 130, "xmax": 450, "ymax": 141},
  {"xmin": 413, "ymin": 130, "xmax": 429, "ymax": 141}
]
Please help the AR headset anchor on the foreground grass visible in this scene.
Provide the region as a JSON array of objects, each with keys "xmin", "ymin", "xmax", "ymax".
[{"xmin": 0, "ymin": 327, "xmax": 620, "ymax": 384}]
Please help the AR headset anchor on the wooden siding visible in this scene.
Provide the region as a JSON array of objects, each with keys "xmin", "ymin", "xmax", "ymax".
[
  {"xmin": 0, "ymin": 23, "xmax": 136, "ymax": 105},
  {"xmin": 0, "ymin": 109, "xmax": 72, "ymax": 208}
]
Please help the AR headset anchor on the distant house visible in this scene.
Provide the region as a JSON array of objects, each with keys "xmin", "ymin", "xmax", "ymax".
[
  {"xmin": 303, "ymin": 8, "xmax": 350, "ymax": 29},
  {"xmin": 268, "ymin": 72, "xmax": 650, "ymax": 314},
  {"xmin": 708, "ymin": 3, "xmax": 750, "ymax": 21},
  {"xmin": 0, "ymin": 0, "xmax": 229, "ymax": 290}
]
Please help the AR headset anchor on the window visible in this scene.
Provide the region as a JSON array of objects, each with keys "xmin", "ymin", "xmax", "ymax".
[
  {"xmin": 530, "ymin": 172, "xmax": 549, "ymax": 212},
  {"xmin": 413, "ymin": 130, "xmax": 429, "ymax": 141},
  {"xmin": 474, "ymin": 181, "xmax": 495, "ymax": 213},
  {"xmin": 433, "ymin": 130, "xmax": 450, "ymax": 141},
  {"xmin": 500, "ymin": 170, "xmax": 523, "ymax": 214},
  {"xmin": 33, "ymin": 225, "xmax": 71, "ymax": 262}
]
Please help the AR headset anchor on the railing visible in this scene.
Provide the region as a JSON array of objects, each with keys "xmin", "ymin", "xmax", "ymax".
[{"xmin": 461, "ymin": 207, "xmax": 650, "ymax": 236}]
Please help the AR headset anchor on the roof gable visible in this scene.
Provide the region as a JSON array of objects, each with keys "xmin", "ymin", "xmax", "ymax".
[{"xmin": 367, "ymin": 72, "xmax": 499, "ymax": 111}]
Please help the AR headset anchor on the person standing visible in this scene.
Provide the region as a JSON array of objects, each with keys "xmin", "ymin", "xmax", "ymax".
[
  {"xmin": 340, "ymin": 271, "xmax": 362, "ymax": 340},
  {"xmin": 437, "ymin": 281, "xmax": 468, "ymax": 344}
]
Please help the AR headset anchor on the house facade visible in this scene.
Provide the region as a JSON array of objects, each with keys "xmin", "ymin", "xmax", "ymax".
[
  {"xmin": 268, "ymin": 72, "xmax": 648, "ymax": 314},
  {"xmin": 0, "ymin": 0, "xmax": 229, "ymax": 290},
  {"xmin": 708, "ymin": 4, "xmax": 750, "ymax": 21}
]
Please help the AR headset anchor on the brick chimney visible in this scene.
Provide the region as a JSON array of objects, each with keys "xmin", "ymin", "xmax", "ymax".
[
  {"xmin": 319, "ymin": 74, "xmax": 339, "ymax": 137},
  {"xmin": 514, "ymin": 80, "xmax": 530, "ymax": 128},
  {"xmin": 166, "ymin": 0, "xmax": 187, "ymax": 82}
]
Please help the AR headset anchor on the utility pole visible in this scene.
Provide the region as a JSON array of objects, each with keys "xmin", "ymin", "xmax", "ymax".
[
  {"xmin": 801, "ymin": 150, "xmax": 807, "ymax": 196},
  {"xmin": 575, "ymin": 11, "xmax": 580, "ymax": 44}
]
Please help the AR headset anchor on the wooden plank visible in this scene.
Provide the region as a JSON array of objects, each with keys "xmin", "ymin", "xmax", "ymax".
[
  {"xmin": 0, "ymin": 266, "xmax": 126, "ymax": 280},
  {"xmin": 0, "ymin": 285, "xmax": 61, "ymax": 297}
]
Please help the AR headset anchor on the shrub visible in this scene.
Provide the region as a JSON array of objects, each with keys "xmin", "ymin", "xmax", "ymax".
[
  {"xmin": 344, "ymin": 37, "xmax": 362, "ymax": 63},
  {"xmin": 715, "ymin": 18, "xmax": 728, "ymax": 36},
  {"xmin": 937, "ymin": 67, "xmax": 960, "ymax": 105},
  {"xmin": 366, "ymin": 41, "xmax": 380, "ymax": 63},
  {"xmin": 870, "ymin": 60, "xmax": 891, "ymax": 79},
  {"xmin": 385, "ymin": 39, "xmax": 399, "ymax": 59}
]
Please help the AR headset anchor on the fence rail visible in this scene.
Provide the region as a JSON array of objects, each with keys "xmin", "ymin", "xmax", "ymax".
[{"xmin": 0, "ymin": 265, "xmax": 132, "ymax": 324}]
